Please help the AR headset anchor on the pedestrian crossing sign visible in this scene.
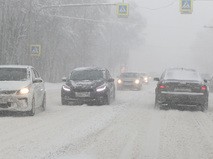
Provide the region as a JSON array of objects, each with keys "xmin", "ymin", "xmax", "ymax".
[
  {"xmin": 180, "ymin": 0, "xmax": 193, "ymax": 14},
  {"xmin": 117, "ymin": 3, "xmax": 129, "ymax": 17},
  {"xmin": 31, "ymin": 45, "xmax": 41, "ymax": 56}
]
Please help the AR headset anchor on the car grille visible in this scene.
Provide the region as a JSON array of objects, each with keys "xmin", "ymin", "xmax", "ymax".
[
  {"xmin": 73, "ymin": 88, "xmax": 94, "ymax": 92},
  {"xmin": 0, "ymin": 90, "xmax": 16, "ymax": 95}
]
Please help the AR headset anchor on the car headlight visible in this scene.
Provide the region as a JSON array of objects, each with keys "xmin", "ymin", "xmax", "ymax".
[
  {"xmin": 96, "ymin": 84, "xmax": 107, "ymax": 92},
  {"xmin": 117, "ymin": 79, "xmax": 122, "ymax": 84},
  {"xmin": 62, "ymin": 85, "xmax": 71, "ymax": 92},
  {"xmin": 19, "ymin": 88, "xmax": 30, "ymax": 94},
  {"xmin": 135, "ymin": 79, "xmax": 140, "ymax": 84},
  {"xmin": 144, "ymin": 77, "xmax": 148, "ymax": 82}
]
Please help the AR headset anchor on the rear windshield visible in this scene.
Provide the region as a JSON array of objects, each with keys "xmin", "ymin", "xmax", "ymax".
[
  {"xmin": 120, "ymin": 73, "xmax": 139, "ymax": 78},
  {"xmin": 0, "ymin": 68, "xmax": 28, "ymax": 81},
  {"xmin": 70, "ymin": 70, "xmax": 104, "ymax": 81},
  {"xmin": 164, "ymin": 70, "xmax": 202, "ymax": 81}
]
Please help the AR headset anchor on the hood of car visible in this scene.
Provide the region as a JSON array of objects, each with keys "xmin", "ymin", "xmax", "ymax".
[
  {"xmin": 70, "ymin": 80, "xmax": 104, "ymax": 90},
  {"xmin": 0, "ymin": 81, "xmax": 30, "ymax": 91},
  {"xmin": 119, "ymin": 77, "xmax": 139, "ymax": 82}
]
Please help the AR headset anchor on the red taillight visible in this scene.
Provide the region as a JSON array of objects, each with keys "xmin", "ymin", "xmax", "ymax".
[
  {"xmin": 159, "ymin": 85, "xmax": 166, "ymax": 89},
  {"xmin": 201, "ymin": 86, "xmax": 207, "ymax": 91}
]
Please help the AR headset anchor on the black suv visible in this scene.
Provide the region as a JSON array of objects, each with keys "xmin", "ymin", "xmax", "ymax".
[
  {"xmin": 154, "ymin": 68, "xmax": 208, "ymax": 111},
  {"xmin": 61, "ymin": 67, "xmax": 115, "ymax": 105}
]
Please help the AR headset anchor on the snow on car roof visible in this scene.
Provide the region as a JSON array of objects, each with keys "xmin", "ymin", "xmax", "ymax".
[
  {"xmin": 164, "ymin": 68, "xmax": 202, "ymax": 81},
  {"xmin": 73, "ymin": 67, "xmax": 105, "ymax": 71},
  {"xmin": 0, "ymin": 65, "xmax": 33, "ymax": 69}
]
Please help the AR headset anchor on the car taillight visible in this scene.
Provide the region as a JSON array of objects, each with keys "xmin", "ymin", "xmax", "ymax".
[
  {"xmin": 201, "ymin": 86, "xmax": 207, "ymax": 91},
  {"xmin": 159, "ymin": 85, "xmax": 166, "ymax": 89}
]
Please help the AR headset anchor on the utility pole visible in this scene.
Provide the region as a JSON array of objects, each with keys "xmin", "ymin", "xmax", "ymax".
[{"xmin": 0, "ymin": 0, "xmax": 5, "ymax": 64}]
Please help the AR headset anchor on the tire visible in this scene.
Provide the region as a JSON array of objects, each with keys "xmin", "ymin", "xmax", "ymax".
[
  {"xmin": 61, "ymin": 98, "xmax": 68, "ymax": 105},
  {"xmin": 200, "ymin": 99, "xmax": 208, "ymax": 112},
  {"xmin": 113, "ymin": 89, "xmax": 116, "ymax": 100},
  {"xmin": 103, "ymin": 94, "xmax": 110, "ymax": 105},
  {"xmin": 41, "ymin": 93, "xmax": 46, "ymax": 111},
  {"xmin": 28, "ymin": 97, "xmax": 35, "ymax": 116},
  {"xmin": 155, "ymin": 96, "xmax": 162, "ymax": 110}
]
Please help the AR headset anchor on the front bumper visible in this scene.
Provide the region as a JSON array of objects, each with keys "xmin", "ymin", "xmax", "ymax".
[
  {"xmin": 156, "ymin": 91, "xmax": 207, "ymax": 106},
  {"xmin": 117, "ymin": 83, "xmax": 141, "ymax": 90},
  {"xmin": 0, "ymin": 94, "xmax": 31, "ymax": 112},
  {"xmin": 61, "ymin": 89, "xmax": 107, "ymax": 104}
]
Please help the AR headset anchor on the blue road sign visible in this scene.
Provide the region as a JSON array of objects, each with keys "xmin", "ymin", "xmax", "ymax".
[
  {"xmin": 180, "ymin": 0, "xmax": 193, "ymax": 14},
  {"xmin": 117, "ymin": 3, "xmax": 129, "ymax": 17}
]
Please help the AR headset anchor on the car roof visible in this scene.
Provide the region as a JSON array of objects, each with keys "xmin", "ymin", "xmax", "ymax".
[
  {"xmin": 165, "ymin": 68, "xmax": 197, "ymax": 72},
  {"xmin": 163, "ymin": 68, "xmax": 202, "ymax": 81},
  {"xmin": 73, "ymin": 67, "xmax": 106, "ymax": 72},
  {"xmin": 0, "ymin": 65, "xmax": 33, "ymax": 69}
]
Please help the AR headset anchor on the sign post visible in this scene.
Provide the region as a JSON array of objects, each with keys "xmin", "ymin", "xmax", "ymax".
[{"xmin": 180, "ymin": 0, "xmax": 193, "ymax": 14}]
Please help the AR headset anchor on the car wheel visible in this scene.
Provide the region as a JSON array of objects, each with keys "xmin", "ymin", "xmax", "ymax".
[
  {"xmin": 28, "ymin": 97, "xmax": 35, "ymax": 116},
  {"xmin": 113, "ymin": 89, "xmax": 116, "ymax": 100},
  {"xmin": 41, "ymin": 93, "xmax": 46, "ymax": 111},
  {"xmin": 200, "ymin": 99, "xmax": 208, "ymax": 112},
  {"xmin": 103, "ymin": 94, "xmax": 110, "ymax": 105},
  {"xmin": 155, "ymin": 96, "xmax": 162, "ymax": 110},
  {"xmin": 61, "ymin": 98, "xmax": 68, "ymax": 105}
]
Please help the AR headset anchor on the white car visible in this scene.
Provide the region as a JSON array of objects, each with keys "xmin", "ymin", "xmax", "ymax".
[{"xmin": 0, "ymin": 65, "xmax": 46, "ymax": 116}]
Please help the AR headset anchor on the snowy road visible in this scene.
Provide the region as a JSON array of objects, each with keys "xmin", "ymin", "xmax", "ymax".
[{"xmin": 0, "ymin": 82, "xmax": 213, "ymax": 159}]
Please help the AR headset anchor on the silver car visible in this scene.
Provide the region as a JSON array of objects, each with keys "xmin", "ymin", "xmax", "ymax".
[{"xmin": 0, "ymin": 65, "xmax": 46, "ymax": 116}]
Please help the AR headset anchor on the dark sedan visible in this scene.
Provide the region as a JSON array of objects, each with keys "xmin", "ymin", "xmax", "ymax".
[
  {"xmin": 61, "ymin": 67, "xmax": 115, "ymax": 105},
  {"xmin": 154, "ymin": 68, "xmax": 208, "ymax": 111}
]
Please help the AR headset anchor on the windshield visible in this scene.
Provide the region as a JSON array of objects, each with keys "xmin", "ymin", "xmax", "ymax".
[
  {"xmin": 70, "ymin": 70, "xmax": 103, "ymax": 81},
  {"xmin": 0, "ymin": 68, "xmax": 27, "ymax": 81},
  {"xmin": 120, "ymin": 73, "xmax": 139, "ymax": 78}
]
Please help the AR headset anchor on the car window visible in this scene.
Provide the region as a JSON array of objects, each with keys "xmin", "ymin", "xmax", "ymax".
[
  {"xmin": 0, "ymin": 68, "xmax": 28, "ymax": 81},
  {"xmin": 121, "ymin": 73, "xmax": 138, "ymax": 78},
  {"xmin": 164, "ymin": 70, "xmax": 202, "ymax": 81},
  {"xmin": 70, "ymin": 70, "xmax": 104, "ymax": 81},
  {"xmin": 32, "ymin": 69, "xmax": 40, "ymax": 78}
]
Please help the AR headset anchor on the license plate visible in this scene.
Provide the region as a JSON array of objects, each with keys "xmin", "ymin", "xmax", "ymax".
[
  {"xmin": 174, "ymin": 88, "xmax": 191, "ymax": 92},
  {"xmin": 75, "ymin": 92, "xmax": 90, "ymax": 97},
  {"xmin": 0, "ymin": 98, "xmax": 8, "ymax": 104},
  {"xmin": 124, "ymin": 82, "xmax": 133, "ymax": 86}
]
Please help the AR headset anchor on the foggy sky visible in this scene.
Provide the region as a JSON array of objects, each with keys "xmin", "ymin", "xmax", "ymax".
[{"xmin": 127, "ymin": 0, "xmax": 213, "ymax": 75}]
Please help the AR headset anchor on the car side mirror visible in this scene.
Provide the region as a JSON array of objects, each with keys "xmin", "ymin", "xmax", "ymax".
[
  {"xmin": 62, "ymin": 77, "xmax": 67, "ymax": 82},
  {"xmin": 154, "ymin": 77, "xmax": 160, "ymax": 81},
  {"xmin": 33, "ymin": 78, "xmax": 43, "ymax": 83},
  {"xmin": 108, "ymin": 78, "xmax": 114, "ymax": 82}
]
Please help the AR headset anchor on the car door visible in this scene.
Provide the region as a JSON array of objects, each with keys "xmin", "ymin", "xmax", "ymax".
[
  {"xmin": 105, "ymin": 70, "xmax": 115, "ymax": 99},
  {"xmin": 32, "ymin": 68, "xmax": 45, "ymax": 108}
]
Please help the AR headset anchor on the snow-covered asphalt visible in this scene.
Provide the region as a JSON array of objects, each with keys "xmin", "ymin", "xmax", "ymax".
[{"xmin": 0, "ymin": 82, "xmax": 213, "ymax": 159}]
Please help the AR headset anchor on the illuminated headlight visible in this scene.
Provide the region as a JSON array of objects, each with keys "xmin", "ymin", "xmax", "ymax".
[
  {"xmin": 19, "ymin": 88, "xmax": 30, "ymax": 94},
  {"xmin": 144, "ymin": 77, "xmax": 148, "ymax": 82},
  {"xmin": 62, "ymin": 85, "xmax": 71, "ymax": 92},
  {"xmin": 117, "ymin": 79, "xmax": 122, "ymax": 84},
  {"xmin": 96, "ymin": 84, "xmax": 107, "ymax": 92},
  {"xmin": 135, "ymin": 79, "xmax": 140, "ymax": 84}
]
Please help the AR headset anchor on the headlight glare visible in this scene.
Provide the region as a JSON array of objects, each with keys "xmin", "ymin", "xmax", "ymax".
[
  {"xmin": 62, "ymin": 85, "xmax": 71, "ymax": 91},
  {"xmin": 96, "ymin": 84, "xmax": 107, "ymax": 92},
  {"xmin": 19, "ymin": 88, "xmax": 30, "ymax": 94},
  {"xmin": 117, "ymin": 79, "xmax": 122, "ymax": 84},
  {"xmin": 135, "ymin": 79, "xmax": 140, "ymax": 84}
]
